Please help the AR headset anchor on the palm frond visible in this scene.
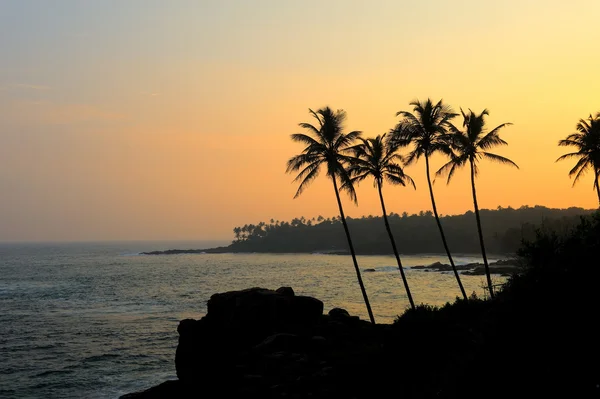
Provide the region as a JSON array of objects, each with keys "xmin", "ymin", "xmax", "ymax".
[
  {"xmin": 286, "ymin": 153, "xmax": 320, "ymax": 173},
  {"xmin": 403, "ymin": 149, "xmax": 421, "ymax": 166},
  {"xmin": 334, "ymin": 129, "xmax": 362, "ymax": 150},
  {"xmin": 472, "ymin": 161, "xmax": 480, "ymax": 177},
  {"xmin": 291, "ymin": 133, "xmax": 321, "ymax": 147},
  {"xmin": 293, "ymin": 164, "xmax": 321, "ymax": 198},
  {"xmin": 481, "ymin": 152, "xmax": 519, "ymax": 168},
  {"xmin": 385, "ymin": 172, "xmax": 416, "ymax": 188},
  {"xmin": 486, "ymin": 122, "xmax": 513, "ymax": 136},
  {"xmin": 436, "ymin": 154, "xmax": 467, "ymax": 184},
  {"xmin": 335, "ymin": 162, "xmax": 358, "ymax": 204},
  {"xmin": 558, "ymin": 138, "xmax": 584, "ymax": 148},
  {"xmin": 569, "ymin": 156, "xmax": 591, "ymax": 181},
  {"xmin": 346, "ymin": 171, "xmax": 372, "ymax": 187},
  {"xmin": 297, "ymin": 123, "xmax": 321, "ymax": 137},
  {"xmin": 571, "ymin": 159, "xmax": 591, "ymax": 187},
  {"xmin": 576, "ymin": 118, "xmax": 591, "ymax": 134},
  {"xmin": 478, "ymin": 132, "xmax": 509, "ymax": 150},
  {"xmin": 556, "ymin": 152, "xmax": 586, "ymax": 162},
  {"xmin": 292, "ymin": 161, "xmax": 321, "ymax": 183}
]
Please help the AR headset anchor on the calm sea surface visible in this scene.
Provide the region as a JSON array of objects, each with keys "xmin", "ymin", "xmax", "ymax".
[{"xmin": 0, "ymin": 241, "xmax": 507, "ymax": 398}]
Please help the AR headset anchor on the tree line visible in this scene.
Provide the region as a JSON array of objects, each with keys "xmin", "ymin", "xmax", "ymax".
[
  {"xmin": 281, "ymin": 100, "xmax": 598, "ymax": 323},
  {"xmin": 230, "ymin": 206, "xmax": 592, "ymax": 255}
]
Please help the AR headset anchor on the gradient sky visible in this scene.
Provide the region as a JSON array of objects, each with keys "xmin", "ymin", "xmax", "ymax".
[{"xmin": 1, "ymin": 0, "xmax": 599, "ymax": 241}]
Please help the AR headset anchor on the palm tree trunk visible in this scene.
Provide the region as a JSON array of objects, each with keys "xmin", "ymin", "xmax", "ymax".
[
  {"xmin": 378, "ymin": 182, "xmax": 416, "ymax": 310},
  {"xmin": 595, "ymin": 171, "xmax": 600, "ymax": 208},
  {"xmin": 332, "ymin": 177, "xmax": 376, "ymax": 324},
  {"xmin": 425, "ymin": 156, "xmax": 467, "ymax": 300},
  {"xmin": 470, "ymin": 160, "xmax": 494, "ymax": 299}
]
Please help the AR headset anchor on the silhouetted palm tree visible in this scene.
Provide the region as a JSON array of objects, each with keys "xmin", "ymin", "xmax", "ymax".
[
  {"xmin": 392, "ymin": 99, "xmax": 467, "ymax": 300},
  {"xmin": 346, "ymin": 133, "xmax": 417, "ymax": 310},
  {"xmin": 437, "ymin": 108, "xmax": 518, "ymax": 298},
  {"xmin": 286, "ymin": 107, "xmax": 376, "ymax": 324},
  {"xmin": 557, "ymin": 112, "xmax": 600, "ymax": 207}
]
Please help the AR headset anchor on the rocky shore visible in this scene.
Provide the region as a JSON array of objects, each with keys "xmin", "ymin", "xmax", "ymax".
[
  {"xmin": 120, "ymin": 281, "xmax": 598, "ymax": 398},
  {"xmin": 409, "ymin": 259, "xmax": 519, "ymax": 276},
  {"xmin": 122, "ymin": 213, "xmax": 600, "ymax": 398},
  {"xmin": 121, "ymin": 287, "xmax": 391, "ymax": 398}
]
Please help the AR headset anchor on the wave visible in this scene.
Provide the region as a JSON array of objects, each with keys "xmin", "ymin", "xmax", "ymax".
[
  {"xmin": 32, "ymin": 369, "xmax": 74, "ymax": 378},
  {"xmin": 83, "ymin": 353, "xmax": 120, "ymax": 363}
]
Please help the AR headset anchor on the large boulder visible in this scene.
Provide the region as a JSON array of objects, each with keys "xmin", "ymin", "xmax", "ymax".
[
  {"xmin": 121, "ymin": 287, "xmax": 383, "ymax": 399},
  {"xmin": 206, "ymin": 287, "xmax": 324, "ymax": 328},
  {"xmin": 175, "ymin": 287, "xmax": 324, "ymax": 384}
]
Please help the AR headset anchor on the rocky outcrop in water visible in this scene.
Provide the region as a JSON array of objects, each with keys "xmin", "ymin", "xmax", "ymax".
[{"xmin": 411, "ymin": 259, "xmax": 519, "ymax": 276}]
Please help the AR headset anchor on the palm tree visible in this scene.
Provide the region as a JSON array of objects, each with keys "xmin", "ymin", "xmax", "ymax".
[
  {"xmin": 556, "ymin": 112, "xmax": 600, "ymax": 207},
  {"xmin": 437, "ymin": 108, "xmax": 518, "ymax": 298},
  {"xmin": 286, "ymin": 107, "xmax": 376, "ymax": 324},
  {"xmin": 391, "ymin": 98, "xmax": 468, "ymax": 300},
  {"xmin": 346, "ymin": 133, "xmax": 417, "ymax": 310}
]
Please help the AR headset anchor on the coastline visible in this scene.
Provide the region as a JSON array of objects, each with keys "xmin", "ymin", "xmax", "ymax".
[
  {"xmin": 139, "ymin": 248, "xmax": 519, "ymax": 276},
  {"xmin": 140, "ymin": 246, "xmax": 515, "ymax": 257}
]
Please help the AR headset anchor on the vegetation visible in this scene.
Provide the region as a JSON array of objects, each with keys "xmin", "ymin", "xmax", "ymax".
[
  {"xmin": 346, "ymin": 133, "xmax": 417, "ymax": 309},
  {"xmin": 281, "ymin": 103, "xmax": 598, "ymax": 304},
  {"xmin": 286, "ymin": 107, "xmax": 376, "ymax": 324},
  {"xmin": 228, "ymin": 205, "xmax": 593, "ymax": 254},
  {"xmin": 557, "ymin": 112, "xmax": 600, "ymax": 207},
  {"xmin": 389, "ymin": 210, "xmax": 600, "ymax": 397},
  {"xmin": 391, "ymin": 99, "xmax": 468, "ymax": 299},
  {"xmin": 438, "ymin": 108, "xmax": 518, "ymax": 298}
]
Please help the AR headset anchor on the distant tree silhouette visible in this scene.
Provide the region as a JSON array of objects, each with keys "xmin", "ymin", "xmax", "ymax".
[
  {"xmin": 392, "ymin": 99, "xmax": 467, "ymax": 300},
  {"xmin": 556, "ymin": 112, "xmax": 600, "ymax": 207},
  {"xmin": 438, "ymin": 108, "xmax": 518, "ymax": 298},
  {"xmin": 347, "ymin": 133, "xmax": 417, "ymax": 310},
  {"xmin": 286, "ymin": 107, "xmax": 376, "ymax": 324},
  {"xmin": 228, "ymin": 206, "xmax": 592, "ymax": 254}
]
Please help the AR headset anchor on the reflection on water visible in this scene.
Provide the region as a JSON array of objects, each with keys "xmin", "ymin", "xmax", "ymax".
[{"xmin": 0, "ymin": 242, "xmax": 506, "ymax": 398}]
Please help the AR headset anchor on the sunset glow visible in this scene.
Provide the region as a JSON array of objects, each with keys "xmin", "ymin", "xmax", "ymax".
[{"xmin": 1, "ymin": 0, "xmax": 598, "ymax": 241}]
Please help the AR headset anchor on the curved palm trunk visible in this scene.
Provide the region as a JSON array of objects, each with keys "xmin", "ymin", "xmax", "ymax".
[
  {"xmin": 331, "ymin": 177, "xmax": 376, "ymax": 324},
  {"xmin": 470, "ymin": 160, "xmax": 494, "ymax": 299},
  {"xmin": 595, "ymin": 171, "xmax": 600, "ymax": 208},
  {"xmin": 425, "ymin": 156, "xmax": 467, "ymax": 300},
  {"xmin": 377, "ymin": 182, "xmax": 416, "ymax": 310}
]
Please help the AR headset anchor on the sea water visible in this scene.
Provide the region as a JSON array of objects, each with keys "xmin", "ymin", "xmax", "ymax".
[{"xmin": 0, "ymin": 241, "xmax": 506, "ymax": 398}]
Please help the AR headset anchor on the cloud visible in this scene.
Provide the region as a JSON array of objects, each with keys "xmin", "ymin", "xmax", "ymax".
[
  {"xmin": 11, "ymin": 83, "xmax": 52, "ymax": 91},
  {"xmin": 0, "ymin": 101, "xmax": 124, "ymax": 126},
  {"xmin": 140, "ymin": 91, "xmax": 160, "ymax": 97}
]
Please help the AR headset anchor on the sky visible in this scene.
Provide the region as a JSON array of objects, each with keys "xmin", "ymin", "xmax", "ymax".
[{"xmin": 1, "ymin": 0, "xmax": 599, "ymax": 242}]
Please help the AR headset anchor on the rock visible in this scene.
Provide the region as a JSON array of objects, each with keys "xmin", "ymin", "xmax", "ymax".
[
  {"xmin": 254, "ymin": 333, "xmax": 305, "ymax": 353},
  {"xmin": 119, "ymin": 380, "xmax": 182, "ymax": 398},
  {"xmin": 463, "ymin": 265, "xmax": 518, "ymax": 276},
  {"xmin": 128, "ymin": 287, "xmax": 386, "ymax": 398},
  {"xmin": 206, "ymin": 287, "xmax": 323, "ymax": 327},
  {"xmin": 310, "ymin": 335, "xmax": 327, "ymax": 351},
  {"xmin": 327, "ymin": 307, "xmax": 361, "ymax": 327},
  {"xmin": 276, "ymin": 286, "xmax": 295, "ymax": 296},
  {"xmin": 363, "ymin": 268, "xmax": 376, "ymax": 272},
  {"xmin": 328, "ymin": 308, "xmax": 350, "ymax": 318},
  {"xmin": 175, "ymin": 287, "xmax": 324, "ymax": 385}
]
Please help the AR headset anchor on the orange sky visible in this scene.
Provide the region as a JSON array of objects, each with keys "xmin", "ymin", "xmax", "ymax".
[{"xmin": 0, "ymin": 1, "xmax": 598, "ymax": 241}]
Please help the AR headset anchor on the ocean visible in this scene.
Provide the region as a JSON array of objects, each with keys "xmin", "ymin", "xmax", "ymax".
[{"xmin": 0, "ymin": 241, "xmax": 507, "ymax": 398}]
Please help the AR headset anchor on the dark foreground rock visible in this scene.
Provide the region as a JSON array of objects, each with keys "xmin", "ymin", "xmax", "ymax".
[{"xmin": 121, "ymin": 287, "xmax": 390, "ymax": 399}]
